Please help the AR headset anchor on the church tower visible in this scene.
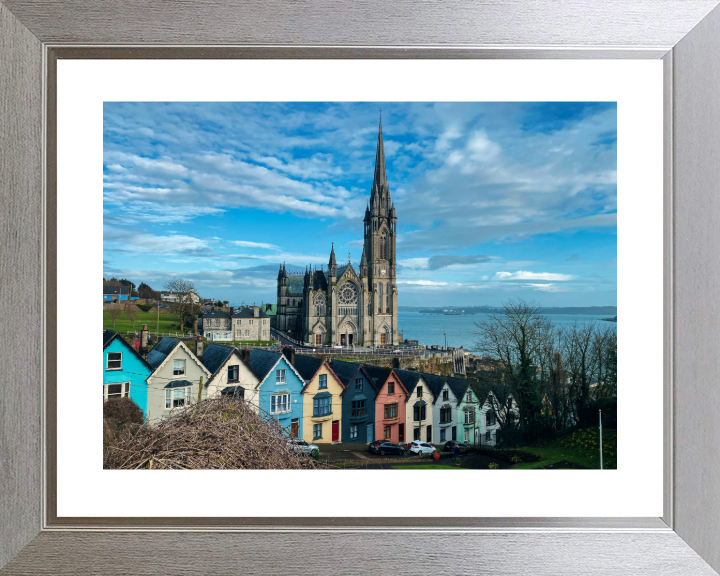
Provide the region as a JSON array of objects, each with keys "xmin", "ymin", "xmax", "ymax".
[{"xmin": 363, "ymin": 117, "xmax": 399, "ymax": 346}]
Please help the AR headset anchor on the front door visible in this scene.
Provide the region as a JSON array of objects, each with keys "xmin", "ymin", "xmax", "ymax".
[
  {"xmin": 380, "ymin": 333, "xmax": 386, "ymax": 345},
  {"xmin": 349, "ymin": 333, "xmax": 354, "ymax": 346},
  {"xmin": 398, "ymin": 423, "xmax": 405, "ymax": 443},
  {"xmin": 426, "ymin": 425, "xmax": 432, "ymax": 443},
  {"xmin": 332, "ymin": 420, "xmax": 340, "ymax": 442},
  {"xmin": 366, "ymin": 423, "xmax": 373, "ymax": 442},
  {"xmin": 340, "ymin": 334, "xmax": 347, "ymax": 346},
  {"xmin": 451, "ymin": 426, "xmax": 457, "ymax": 441},
  {"xmin": 290, "ymin": 419, "xmax": 299, "ymax": 438}
]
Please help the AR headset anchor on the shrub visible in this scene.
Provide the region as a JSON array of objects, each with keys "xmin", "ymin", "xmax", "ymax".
[
  {"xmin": 511, "ymin": 455, "xmax": 523, "ymax": 464},
  {"xmin": 488, "ymin": 462, "xmax": 500, "ymax": 469},
  {"xmin": 137, "ymin": 304, "xmax": 152, "ymax": 313},
  {"xmin": 103, "ymin": 397, "xmax": 144, "ymax": 426}
]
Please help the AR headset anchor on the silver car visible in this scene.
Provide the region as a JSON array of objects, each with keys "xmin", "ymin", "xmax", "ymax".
[{"xmin": 287, "ymin": 438, "xmax": 319, "ymax": 455}]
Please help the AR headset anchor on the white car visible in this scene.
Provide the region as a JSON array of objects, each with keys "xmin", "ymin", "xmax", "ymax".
[
  {"xmin": 287, "ymin": 438, "xmax": 319, "ymax": 456},
  {"xmin": 408, "ymin": 441, "xmax": 435, "ymax": 456}
]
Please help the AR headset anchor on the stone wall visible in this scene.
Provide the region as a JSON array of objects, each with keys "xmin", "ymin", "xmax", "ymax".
[{"xmin": 305, "ymin": 353, "xmax": 460, "ymax": 376}]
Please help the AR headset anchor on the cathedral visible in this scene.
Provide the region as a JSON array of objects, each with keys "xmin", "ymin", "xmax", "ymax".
[{"xmin": 273, "ymin": 120, "xmax": 399, "ymax": 347}]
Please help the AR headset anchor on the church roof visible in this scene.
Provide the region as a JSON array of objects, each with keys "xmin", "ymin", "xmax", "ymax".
[
  {"xmin": 286, "ymin": 275, "xmax": 304, "ymax": 295},
  {"xmin": 312, "ymin": 270, "xmax": 328, "ymax": 291}
]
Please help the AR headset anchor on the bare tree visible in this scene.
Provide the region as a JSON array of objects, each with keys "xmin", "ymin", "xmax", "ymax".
[
  {"xmin": 473, "ymin": 299, "xmax": 550, "ymax": 428},
  {"xmin": 107, "ymin": 303, "xmax": 123, "ymax": 328},
  {"xmin": 125, "ymin": 304, "xmax": 138, "ymax": 329},
  {"xmin": 164, "ymin": 278, "xmax": 201, "ymax": 332}
]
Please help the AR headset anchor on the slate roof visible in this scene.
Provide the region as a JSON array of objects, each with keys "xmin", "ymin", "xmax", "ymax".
[
  {"xmin": 147, "ymin": 337, "xmax": 182, "ymax": 369},
  {"xmin": 329, "ymin": 360, "xmax": 379, "ymax": 394},
  {"xmin": 233, "ymin": 307, "xmax": 270, "ymax": 319},
  {"xmin": 360, "ymin": 364, "xmax": 393, "ymax": 390},
  {"xmin": 292, "ymin": 355, "xmax": 325, "ymax": 383},
  {"xmin": 392, "ymin": 368, "xmax": 426, "ymax": 396},
  {"xmin": 201, "ymin": 344, "xmax": 235, "ymax": 375},
  {"xmin": 447, "ymin": 376, "xmax": 470, "ymax": 401},
  {"xmin": 203, "ymin": 311, "xmax": 231, "ymax": 319},
  {"xmin": 102, "ymin": 329, "xmax": 154, "ymax": 371},
  {"xmin": 248, "ymin": 349, "xmax": 283, "ymax": 382},
  {"xmin": 312, "ymin": 270, "xmax": 328, "ymax": 291},
  {"xmin": 104, "ymin": 285, "xmax": 130, "ymax": 295},
  {"xmin": 286, "ymin": 276, "xmax": 304, "ymax": 295}
]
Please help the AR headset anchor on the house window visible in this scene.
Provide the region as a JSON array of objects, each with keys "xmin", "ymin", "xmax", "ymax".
[
  {"xmin": 440, "ymin": 428, "xmax": 446, "ymax": 442},
  {"xmin": 464, "ymin": 430, "xmax": 470, "ymax": 442},
  {"xmin": 384, "ymin": 403, "xmax": 397, "ymax": 419},
  {"xmin": 466, "ymin": 391, "xmax": 473, "ymax": 402},
  {"xmin": 271, "ymin": 393, "xmax": 290, "ymax": 414},
  {"xmin": 173, "ymin": 360, "xmax": 185, "ymax": 376},
  {"xmin": 244, "ymin": 330, "xmax": 250, "ymax": 337},
  {"xmin": 103, "ymin": 382, "xmax": 129, "ymax": 401},
  {"xmin": 413, "ymin": 404, "xmax": 426, "ymax": 422},
  {"xmin": 350, "ymin": 424, "xmax": 358, "ymax": 439},
  {"xmin": 355, "ymin": 378, "xmax": 362, "ymax": 391},
  {"xmin": 416, "ymin": 386, "xmax": 422, "ymax": 398},
  {"xmin": 227, "ymin": 365, "xmax": 239, "ymax": 382},
  {"xmin": 464, "ymin": 407, "xmax": 475, "ymax": 424},
  {"xmin": 486, "ymin": 409, "xmax": 496, "ymax": 427},
  {"xmin": 440, "ymin": 406, "xmax": 452, "ymax": 423},
  {"xmin": 319, "ymin": 374, "xmax": 328, "ymax": 389},
  {"xmin": 387, "ymin": 381, "xmax": 394, "ymax": 394},
  {"xmin": 313, "ymin": 396, "xmax": 331, "ymax": 417},
  {"xmin": 165, "ymin": 387, "xmax": 191, "ymax": 409},
  {"xmin": 384, "ymin": 426, "xmax": 391, "ymax": 439},
  {"xmin": 313, "ymin": 423, "xmax": 322, "ymax": 440},
  {"xmin": 238, "ymin": 319, "xmax": 242, "ymax": 325},
  {"xmin": 249, "ymin": 319, "xmax": 254, "ymax": 325},
  {"xmin": 276, "ymin": 369, "xmax": 286, "ymax": 384},
  {"xmin": 106, "ymin": 352, "xmax": 122, "ymax": 370},
  {"xmin": 442, "ymin": 389, "xmax": 449, "ymax": 401},
  {"xmin": 263, "ymin": 319, "xmax": 267, "ymax": 325},
  {"xmin": 351, "ymin": 400, "xmax": 366, "ymax": 417}
]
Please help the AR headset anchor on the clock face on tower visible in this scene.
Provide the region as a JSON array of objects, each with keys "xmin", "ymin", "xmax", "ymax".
[{"xmin": 380, "ymin": 269, "xmax": 386, "ymax": 277}]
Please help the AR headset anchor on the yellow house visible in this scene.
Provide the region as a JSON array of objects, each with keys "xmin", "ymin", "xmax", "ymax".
[{"xmin": 292, "ymin": 354, "xmax": 345, "ymax": 443}]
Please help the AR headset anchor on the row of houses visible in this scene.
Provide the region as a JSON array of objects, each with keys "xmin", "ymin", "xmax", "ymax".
[{"xmin": 103, "ymin": 326, "xmax": 517, "ymax": 446}]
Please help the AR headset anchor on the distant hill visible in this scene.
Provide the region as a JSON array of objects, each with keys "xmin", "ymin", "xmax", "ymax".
[{"xmin": 400, "ymin": 305, "xmax": 617, "ymax": 316}]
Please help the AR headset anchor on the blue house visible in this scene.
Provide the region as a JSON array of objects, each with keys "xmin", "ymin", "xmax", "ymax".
[
  {"xmin": 103, "ymin": 285, "xmax": 138, "ymax": 302},
  {"xmin": 248, "ymin": 348, "xmax": 306, "ymax": 439},
  {"xmin": 331, "ymin": 361, "xmax": 379, "ymax": 443},
  {"xmin": 103, "ymin": 329, "xmax": 153, "ymax": 417}
]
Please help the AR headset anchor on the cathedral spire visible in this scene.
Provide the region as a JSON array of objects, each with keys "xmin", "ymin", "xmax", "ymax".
[
  {"xmin": 328, "ymin": 242, "xmax": 337, "ymax": 272},
  {"xmin": 371, "ymin": 117, "xmax": 389, "ymax": 201}
]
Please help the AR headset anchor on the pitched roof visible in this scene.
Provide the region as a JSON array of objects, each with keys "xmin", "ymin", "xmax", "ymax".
[
  {"xmin": 292, "ymin": 355, "xmax": 325, "ymax": 382},
  {"xmin": 263, "ymin": 303, "xmax": 277, "ymax": 315},
  {"xmin": 361, "ymin": 364, "xmax": 393, "ymax": 388},
  {"xmin": 201, "ymin": 344, "xmax": 235, "ymax": 375},
  {"xmin": 447, "ymin": 376, "xmax": 470, "ymax": 401},
  {"xmin": 329, "ymin": 361, "xmax": 379, "ymax": 394},
  {"xmin": 392, "ymin": 367, "xmax": 426, "ymax": 396},
  {"xmin": 233, "ymin": 307, "xmax": 270, "ymax": 319},
  {"xmin": 286, "ymin": 276, "xmax": 304, "ymax": 295},
  {"xmin": 147, "ymin": 337, "xmax": 181, "ymax": 369},
  {"xmin": 103, "ymin": 285, "xmax": 130, "ymax": 295},
  {"xmin": 203, "ymin": 311, "xmax": 231, "ymax": 319},
  {"xmin": 312, "ymin": 270, "xmax": 328, "ymax": 291},
  {"xmin": 102, "ymin": 329, "xmax": 153, "ymax": 371},
  {"xmin": 248, "ymin": 349, "xmax": 283, "ymax": 381}
]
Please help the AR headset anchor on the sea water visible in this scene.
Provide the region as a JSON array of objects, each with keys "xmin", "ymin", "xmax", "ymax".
[{"xmin": 398, "ymin": 310, "xmax": 613, "ymax": 350}]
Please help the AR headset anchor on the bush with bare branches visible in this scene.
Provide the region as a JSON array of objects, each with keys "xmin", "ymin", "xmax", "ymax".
[{"xmin": 103, "ymin": 396, "xmax": 325, "ymax": 470}]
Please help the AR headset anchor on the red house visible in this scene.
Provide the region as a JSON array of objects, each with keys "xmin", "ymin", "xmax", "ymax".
[{"xmin": 363, "ymin": 365, "xmax": 409, "ymax": 444}]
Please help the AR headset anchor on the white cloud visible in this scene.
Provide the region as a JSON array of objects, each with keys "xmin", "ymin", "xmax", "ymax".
[
  {"xmin": 493, "ymin": 271, "xmax": 574, "ymax": 281},
  {"xmin": 232, "ymin": 241, "xmax": 280, "ymax": 250}
]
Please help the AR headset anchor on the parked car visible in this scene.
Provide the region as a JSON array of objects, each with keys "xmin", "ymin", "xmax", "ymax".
[
  {"xmin": 287, "ymin": 438, "xmax": 319, "ymax": 456},
  {"xmin": 408, "ymin": 441, "xmax": 435, "ymax": 456},
  {"xmin": 443, "ymin": 440, "xmax": 469, "ymax": 453},
  {"xmin": 368, "ymin": 440, "xmax": 405, "ymax": 456}
]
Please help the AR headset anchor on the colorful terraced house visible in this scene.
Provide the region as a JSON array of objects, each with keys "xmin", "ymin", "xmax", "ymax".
[
  {"xmin": 102, "ymin": 329, "xmax": 153, "ymax": 417},
  {"xmin": 393, "ymin": 368, "xmax": 435, "ymax": 443},
  {"xmin": 292, "ymin": 353, "xmax": 346, "ymax": 443},
  {"xmin": 330, "ymin": 361, "xmax": 379, "ymax": 443},
  {"xmin": 362, "ymin": 365, "xmax": 409, "ymax": 444},
  {"xmin": 455, "ymin": 380, "xmax": 481, "ymax": 445}
]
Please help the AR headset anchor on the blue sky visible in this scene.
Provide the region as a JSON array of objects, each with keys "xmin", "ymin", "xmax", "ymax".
[{"xmin": 103, "ymin": 102, "xmax": 617, "ymax": 307}]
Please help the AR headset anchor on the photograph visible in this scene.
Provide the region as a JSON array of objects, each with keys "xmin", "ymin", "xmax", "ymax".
[{"xmin": 102, "ymin": 101, "xmax": 617, "ymax": 471}]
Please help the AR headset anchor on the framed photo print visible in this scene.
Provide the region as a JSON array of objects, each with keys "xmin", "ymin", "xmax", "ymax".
[{"xmin": 2, "ymin": 1, "xmax": 720, "ymax": 574}]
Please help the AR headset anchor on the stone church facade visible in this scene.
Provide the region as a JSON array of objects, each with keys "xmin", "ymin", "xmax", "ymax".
[{"xmin": 273, "ymin": 120, "xmax": 399, "ymax": 347}]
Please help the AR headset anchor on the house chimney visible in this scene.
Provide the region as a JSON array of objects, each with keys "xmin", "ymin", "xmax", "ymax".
[
  {"xmin": 195, "ymin": 335, "xmax": 203, "ymax": 359},
  {"xmin": 253, "ymin": 306, "xmax": 259, "ymax": 318},
  {"xmin": 193, "ymin": 319, "xmax": 198, "ymax": 334},
  {"xmin": 140, "ymin": 324, "xmax": 148, "ymax": 357},
  {"xmin": 241, "ymin": 348, "xmax": 251, "ymax": 363},
  {"xmin": 283, "ymin": 346, "xmax": 296, "ymax": 366},
  {"xmin": 211, "ymin": 306, "xmax": 215, "ymax": 313},
  {"xmin": 230, "ymin": 306, "xmax": 234, "ymax": 315}
]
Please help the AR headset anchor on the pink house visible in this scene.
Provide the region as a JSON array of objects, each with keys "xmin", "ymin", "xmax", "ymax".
[{"xmin": 364, "ymin": 366, "xmax": 409, "ymax": 444}]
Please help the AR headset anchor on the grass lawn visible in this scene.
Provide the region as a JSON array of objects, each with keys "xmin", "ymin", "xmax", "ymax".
[
  {"xmin": 104, "ymin": 309, "xmax": 182, "ymax": 334},
  {"xmin": 512, "ymin": 427, "xmax": 617, "ymax": 469},
  {"xmin": 392, "ymin": 464, "xmax": 463, "ymax": 470}
]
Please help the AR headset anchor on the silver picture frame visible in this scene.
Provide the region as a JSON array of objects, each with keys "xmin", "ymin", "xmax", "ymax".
[{"xmin": 2, "ymin": 1, "xmax": 720, "ymax": 573}]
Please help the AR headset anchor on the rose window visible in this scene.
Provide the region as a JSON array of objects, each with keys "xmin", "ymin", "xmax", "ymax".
[{"xmin": 338, "ymin": 283, "xmax": 358, "ymax": 316}]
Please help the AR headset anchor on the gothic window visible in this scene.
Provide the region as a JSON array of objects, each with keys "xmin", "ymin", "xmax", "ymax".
[
  {"xmin": 314, "ymin": 294, "xmax": 326, "ymax": 316},
  {"xmin": 338, "ymin": 282, "xmax": 358, "ymax": 316},
  {"xmin": 379, "ymin": 233, "xmax": 387, "ymax": 259}
]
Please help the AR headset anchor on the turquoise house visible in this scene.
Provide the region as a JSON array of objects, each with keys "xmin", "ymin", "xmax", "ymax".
[
  {"xmin": 248, "ymin": 348, "xmax": 306, "ymax": 439},
  {"xmin": 103, "ymin": 329, "xmax": 153, "ymax": 417}
]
